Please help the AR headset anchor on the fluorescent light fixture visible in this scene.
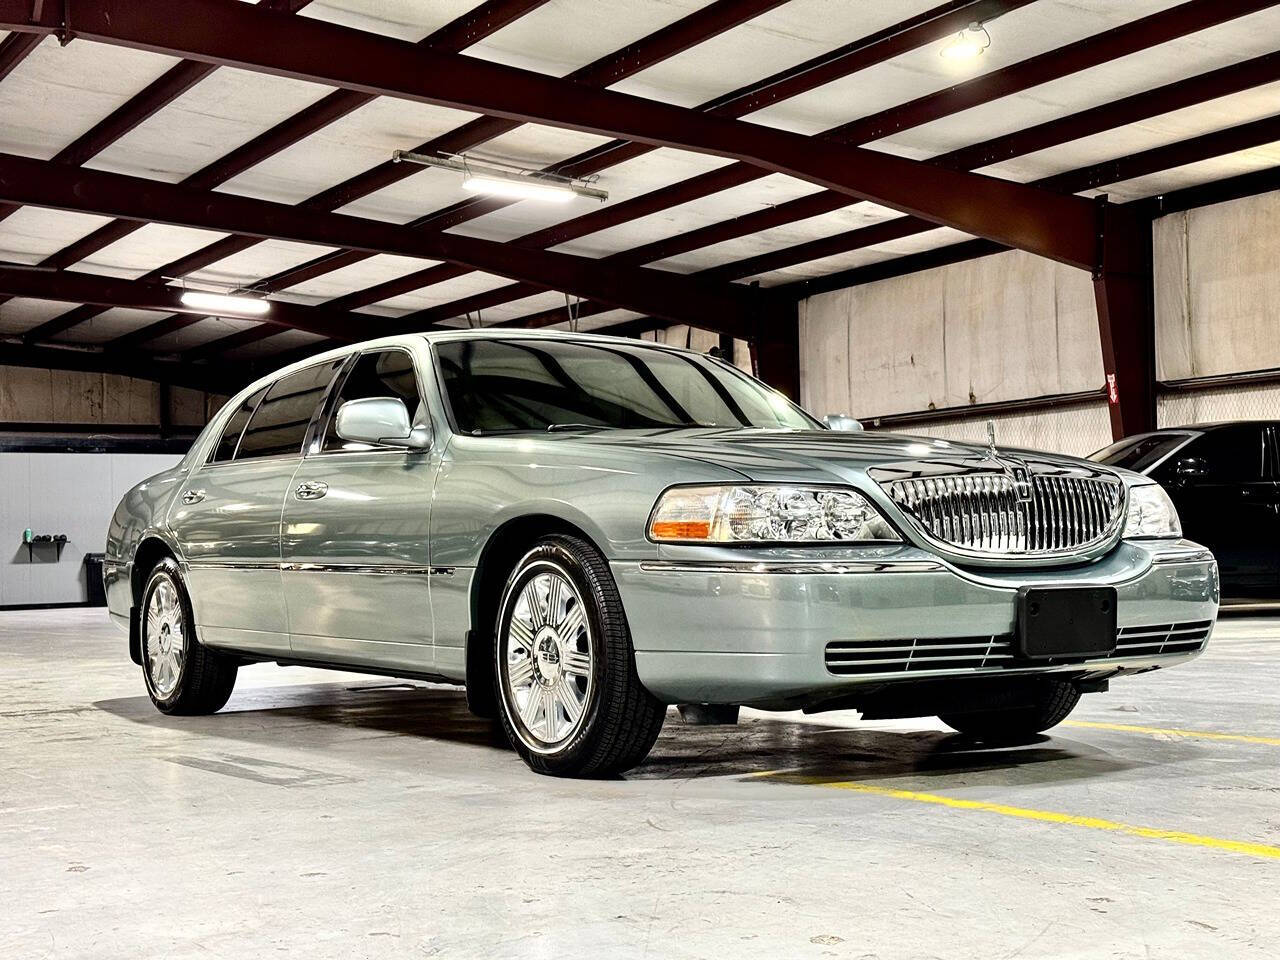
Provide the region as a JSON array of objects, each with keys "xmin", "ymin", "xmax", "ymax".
[
  {"xmin": 461, "ymin": 171, "xmax": 576, "ymax": 203},
  {"xmin": 940, "ymin": 22, "xmax": 990, "ymax": 59},
  {"xmin": 393, "ymin": 150, "xmax": 608, "ymax": 203},
  {"xmin": 179, "ymin": 290, "xmax": 270, "ymax": 315}
]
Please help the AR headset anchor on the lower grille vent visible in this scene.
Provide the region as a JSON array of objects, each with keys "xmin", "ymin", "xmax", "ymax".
[
  {"xmin": 1114, "ymin": 620, "xmax": 1213, "ymax": 657},
  {"xmin": 825, "ymin": 621, "xmax": 1212, "ymax": 677}
]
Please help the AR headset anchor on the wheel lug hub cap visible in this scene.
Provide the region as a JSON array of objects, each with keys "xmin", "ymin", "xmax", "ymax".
[{"xmin": 534, "ymin": 629, "xmax": 561, "ymax": 684}]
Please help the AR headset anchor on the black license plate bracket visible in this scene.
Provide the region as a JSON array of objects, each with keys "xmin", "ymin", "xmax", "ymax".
[{"xmin": 1016, "ymin": 586, "xmax": 1117, "ymax": 660}]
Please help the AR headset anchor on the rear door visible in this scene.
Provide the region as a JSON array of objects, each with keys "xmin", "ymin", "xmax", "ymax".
[
  {"xmin": 171, "ymin": 359, "xmax": 346, "ymax": 654},
  {"xmin": 281, "ymin": 348, "xmax": 440, "ymax": 670},
  {"xmin": 1156, "ymin": 424, "xmax": 1278, "ymax": 596}
]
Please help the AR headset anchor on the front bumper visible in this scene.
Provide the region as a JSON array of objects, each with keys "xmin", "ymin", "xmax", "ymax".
[{"xmin": 612, "ymin": 540, "xmax": 1219, "ymax": 708}]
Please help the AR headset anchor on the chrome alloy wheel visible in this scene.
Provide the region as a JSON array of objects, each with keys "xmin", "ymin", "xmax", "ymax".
[
  {"xmin": 501, "ymin": 563, "xmax": 594, "ymax": 750},
  {"xmin": 145, "ymin": 575, "xmax": 186, "ymax": 699}
]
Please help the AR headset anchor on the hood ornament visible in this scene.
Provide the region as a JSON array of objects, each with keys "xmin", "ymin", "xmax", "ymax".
[{"xmin": 984, "ymin": 419, "xmax": 1034, "ymax": 503}]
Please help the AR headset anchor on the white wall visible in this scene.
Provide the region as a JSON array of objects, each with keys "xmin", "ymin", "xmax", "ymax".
[
  {"xmin": 0, "ymin": 453, "xmax": 181, "ymax": 607},
  {"xmin": 1154, "ymin": 190, "xmax": 1280, "ymax": 381},
  {"xmin": 798, "ymin": 249, "xmax": 1107, "ymax": 452}
]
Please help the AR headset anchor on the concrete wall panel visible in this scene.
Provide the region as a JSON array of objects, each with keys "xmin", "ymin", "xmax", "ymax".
[
  {"xmin": 800, "ymin": 250, "xmax": 1102, "ymax": 421},
  {"xmin": 1154, "ymin": 191, "xmax": 1280, "ymax": 380}
]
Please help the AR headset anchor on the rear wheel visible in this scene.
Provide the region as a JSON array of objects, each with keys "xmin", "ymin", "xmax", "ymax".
[
  {"xmin": 939, "ymin": 679, "xmax": 1081, "ymax": 741},
  {"xmin": 494, "ymin": 534, "xmax": 666, "ymax": 777},
  {"xmin": 141, "ymin": 558, "xmax": 238, "ymax": 715}
]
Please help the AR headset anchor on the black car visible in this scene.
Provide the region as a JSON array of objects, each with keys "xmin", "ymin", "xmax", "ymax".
[{"xmin": 1091, "ymin": 421, "xmax": 1280, "ymax": 599}]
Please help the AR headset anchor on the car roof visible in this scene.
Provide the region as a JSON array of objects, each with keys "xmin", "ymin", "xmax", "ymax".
[
  {"xmin": 226, "ymin": 328, "xmax": 713, "ymax": 403},
  {"xmin": 1153, "ymin": 421, "xmax": 1280, "ymax": 433}
]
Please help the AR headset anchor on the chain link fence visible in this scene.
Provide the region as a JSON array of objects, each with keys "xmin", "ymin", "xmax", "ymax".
[{"xmin": 1158, "ymin": 382, "xmax": 1280, "ymax": 426}]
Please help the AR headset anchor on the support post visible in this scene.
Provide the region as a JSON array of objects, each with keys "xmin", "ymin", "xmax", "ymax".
[
  {"xmin": 751, "ymin": 296, "xmax": 801, "ymax": 401},
  {"xmin": 1092, "ymin": 200, "xmax": 1156, "ymax": 440}
]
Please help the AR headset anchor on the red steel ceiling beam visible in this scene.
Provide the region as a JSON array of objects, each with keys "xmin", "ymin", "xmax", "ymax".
[
  {"xmin": 507, "ymin": 108, "xmax": 1280, "ymax": 332},
  {"xmin": 0, "ymin": 27, "xmax": 40, "ymax": 81},
  {"xmin": 178, "ymin": 0, "xmax": 1020, "ymax": 357},
  {"xmin": 313, "ymin": 0, "xmax": 1267, "ymax": 327},
  {"xmin": 541, "ymin": 112, "xmax": 1280, "ymax": 333},
  {"xmin": 177, "ymin": 8, "xmax": 1280, "ymax": 363},
  {"xmin": 0, "ymin": 263, "xmax": 377, "ymax": 340},
  {"xmin": 398, "ymin": 46, "xmax": 1280, "ymax": 327},
  {"xmin": 24, "ymin": 0, "xmax": 788, "ymax": 345},
  {"xmin": 182, "ymin": 0, "xmax": 1278, "ymax": 358},
  {"xmin": 0, "ymin": 0, "xmax": 1115, "ymax": 272},
  {"xmin": 0, "ymin": 155, "xmax": 775, "ymax": 338},
  {"xmin": 166, "ymin": 0, "xmax": 1032, "ymax": 326},
  {"xmin": 0, "ymin": 0, "xmax": 315, "ymax": 226},
  {"xmin": 9, "ymin": 0, "xmax": 552, "ymax": 338},
  {"xmin": 699, "ymin": 111, "xmax": 1280, "ymax": 285}
]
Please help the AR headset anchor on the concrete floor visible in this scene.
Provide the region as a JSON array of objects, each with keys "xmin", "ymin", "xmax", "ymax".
[{"xmin": 2, "ymin": 609, "xmax": 1276, "ymax": 959}]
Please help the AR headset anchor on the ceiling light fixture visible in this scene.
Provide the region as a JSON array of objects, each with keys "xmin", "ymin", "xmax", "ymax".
[
  {"xmin": 393, "ymin": 150, "xmax": 608, "ymax": 203},
  {"xmin": 178, "ymin": 290, "xmax": 271, "ymax": 316},
  {"xmin": 940, "ymin": 21, "xmax": 991, "ymax": 60}
]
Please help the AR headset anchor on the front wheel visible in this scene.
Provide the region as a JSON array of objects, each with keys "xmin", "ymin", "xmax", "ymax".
[
  {"xmin": 939, "ymin": 679, "xmax": 1081, "ymax": 741},
  {"xmin": 494, "ymin": 535, "xmax": 666, "ymax": 777},
  {"xmin": 141, "ymin": 558, "xmax": 238, "ymax": 715}
]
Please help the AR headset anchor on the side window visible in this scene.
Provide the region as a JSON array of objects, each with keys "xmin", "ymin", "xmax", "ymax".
[
  {"xmin": 237, "ymin": 360, "xmax": 343, "ymax": 461},
  {"xmin": 322, "ymin": 350, "xmax": 423, "ymax": 452},
  {"xmin": 210, "ymin": 387, "xmax": 266, "ymax": 463},
  {"xmin": 1181, "ymin": 426, "xmax": 1261, "ymax": 482}
]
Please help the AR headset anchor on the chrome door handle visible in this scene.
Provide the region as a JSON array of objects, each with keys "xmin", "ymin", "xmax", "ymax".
[
  {"xmin": 180, "ymin": 489, "xmax": 205, "ymax": 504},
  {"xmin": 294, "ymin": 481, "xmax": 328, "ymax": 501}
]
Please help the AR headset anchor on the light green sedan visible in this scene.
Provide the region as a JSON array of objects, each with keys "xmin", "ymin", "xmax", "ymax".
[{"xmin": 106, "ymin": 330, "xmax": 1218, "ymax": 777}]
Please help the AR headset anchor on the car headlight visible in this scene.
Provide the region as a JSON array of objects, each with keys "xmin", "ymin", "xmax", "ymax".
[
  {"xmin": 648, "ymin": 485, "xmax": 899, "ymax": 544},
  {"xmin": 1122, "ymin": 483, "xmax": 1181, "ymax": 539}
]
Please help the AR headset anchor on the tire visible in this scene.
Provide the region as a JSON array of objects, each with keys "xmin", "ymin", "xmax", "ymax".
[
  {"xmin": 939, "ymin": 679, "xmax": 1081, "ymax": 741},
  {"xmin": 493, "ymin": 534, "xmax": 666, "ymax": 777},
  {"xmin": 140, "ymin": 557, "xmax": 238, "ymax": 715}
]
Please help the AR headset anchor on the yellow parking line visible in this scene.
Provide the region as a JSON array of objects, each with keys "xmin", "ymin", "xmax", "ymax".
[
  {"xmin": 1064, "ymin": 720, "xmax": 1280, "ymax": 746},
  {"xmin": 756, "ymin": 775, "xmax": 1280, "ymax": 861}
]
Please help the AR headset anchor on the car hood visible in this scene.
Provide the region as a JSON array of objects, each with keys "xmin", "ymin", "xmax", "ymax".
[{"xmin": 542, "ymin": 427, "xmax": 1093, "ymax": 485}]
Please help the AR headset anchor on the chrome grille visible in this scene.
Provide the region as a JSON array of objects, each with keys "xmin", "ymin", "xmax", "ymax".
[
  {"xmin": 873, "ymin": 461, "xmax": 1124, "ymax": 557},
  {"xmin": 824, "ymin": 621, "xmax": 1211, "ymax": 677}
]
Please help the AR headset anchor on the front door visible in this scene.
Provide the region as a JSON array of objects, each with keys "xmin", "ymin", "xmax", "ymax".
[{"xmin": 281, "ymin": 348, "xmax": 439, "ymax": 670}]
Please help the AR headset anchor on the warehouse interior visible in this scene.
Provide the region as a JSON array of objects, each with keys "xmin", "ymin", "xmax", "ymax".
[{"xmin": 1, "ymin": 1, "xmax": 1278, "ymax": 957}]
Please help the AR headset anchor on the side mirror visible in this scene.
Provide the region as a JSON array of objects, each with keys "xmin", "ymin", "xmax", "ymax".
[
  {"xmin": 335, "ymin": 397, "xmax": 430, "ymax": 450},
  {"xmin": 1174, "ymin": 457, "xmax": 1207, "ymax": 478},
  {"xmin": 823, "ymin": 413, "xmax": 864, "ymax": 432}
]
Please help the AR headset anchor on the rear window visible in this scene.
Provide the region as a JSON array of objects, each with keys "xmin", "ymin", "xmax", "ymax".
[
  {"xmin": 210, "ymin": 387, "xmax": 266, "ymax": 463},
  {"xmin": 237, "ymin": 360, "xmax": 343, "ymax": 460}
]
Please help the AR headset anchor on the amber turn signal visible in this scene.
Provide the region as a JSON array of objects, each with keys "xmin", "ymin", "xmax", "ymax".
[{"xmin": 650, "ymin": 520, "xmax": 711, "ymax": 541}]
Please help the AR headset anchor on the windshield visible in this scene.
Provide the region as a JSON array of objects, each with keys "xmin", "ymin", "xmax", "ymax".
[
  {"xmin": 1089, "ymin": 432, "xmax": 1194, "ymax": 472},
  {"xmin": 435, "ymin": 338, "xmax": 819, "ymax": 435}
]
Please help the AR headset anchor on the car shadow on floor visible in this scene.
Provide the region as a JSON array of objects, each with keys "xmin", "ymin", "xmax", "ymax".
[{"xmin": 94, "ymin": 678, "xmax": 1148, "ymax": 788}]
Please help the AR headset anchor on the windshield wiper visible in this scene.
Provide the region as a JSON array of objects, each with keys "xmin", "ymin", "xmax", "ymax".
[{"xmin": 546, "ymin": 422, "xmax": 607, "ymax": 432}]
